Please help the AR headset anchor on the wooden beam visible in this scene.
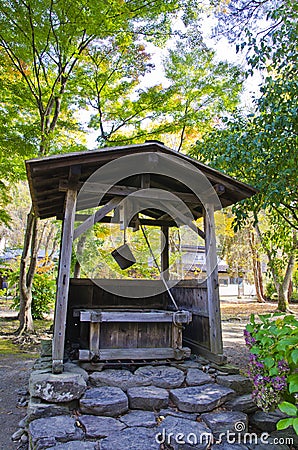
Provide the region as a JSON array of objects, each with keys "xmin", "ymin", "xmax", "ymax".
[
  {"xmin": 80, "ymin": 309, "xmax": 191, "ymax": 323},
  {"xmin": 141, "ymin": 173, "xmax": 150, "ymax": 189},
  {"xmin": 161, "ymin": 225, "xmax": 169, "ymax": 279},
  {"xmin": 73, "ymin": 214, "xmax": 176, "ymax": 227},
  {"xmin": 159, "ymin": 202, "xmax": 198, "ymax": 233},
  {"xmin": 204, "ymin": 203, "xmax": 223, "ymax": 355},
  {"xmin": 60, "ymin": 180, "xmax": 200, "ymax": 204},
  {"xmin": 73, "ymin": 197, "xmax": 122, "ymax": 240},
  {"xmin": 79, "ymin": 347, "xmax": 191, "ymax": 361},
  {"xmin": 52, "ymin": 188, "xmax": 77, "ymax": 374}
]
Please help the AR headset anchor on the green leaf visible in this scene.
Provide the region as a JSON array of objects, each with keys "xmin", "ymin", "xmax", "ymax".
[
  {"xmin": 291, "ymin": 349, "xmax": 298, "ymax": 365},
  {"xmin": 293, "ymin": 418, "xmax": 298, "ymax": 435},
  {"xmin": 277, "ymin": 418, "xmax": 294, "ymax": 430},
  {"xmin": 278, "ymin": 401, "xmax": 298, "ymax": 417},
  {"xmin": 250, "ymin": 345, "xmax": 260, "ymax": 355},
  {"xmin": 246, "ymin": 324, "xmax": 254, "ymax": 333},
  {"xmin": 264, "ymin": 356, "xmax": 275, "ymax": 369}
]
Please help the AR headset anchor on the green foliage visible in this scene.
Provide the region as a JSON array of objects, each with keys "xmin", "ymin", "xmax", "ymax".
[
  {"xmin": 265, "ymin": 281, "xmax": 277, "ymax": 300},
  {"xmin": 278, "ymin": 402, "xmax": 298, "ymax": 435},
  {"xmin": 245, "ymin": 313, "xmax": 298, "ymax": 434},
  {"xmin": 30, "ymin": 273, "xmax": 56, "ymax": 319},
  {"xmin": 10, "ymin": 270, "xmax": 55, "ymax": 320}
]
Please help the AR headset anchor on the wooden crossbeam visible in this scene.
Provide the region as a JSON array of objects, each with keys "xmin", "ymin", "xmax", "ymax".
[
  {"xmin": 59, "ymin": 180, "xmax": 200, "ymax": 204},
  {"xmin": 73, "ymin": 197, "xmax": 122, "ymax": 240}
]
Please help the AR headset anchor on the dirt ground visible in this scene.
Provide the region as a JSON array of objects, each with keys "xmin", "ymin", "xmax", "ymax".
[
  {"xmin": 0, "ymin": 356, "xmax": 34, "ymax": 450},
  {"xmin": 0, "ymin": 298, "xmax": 297, "ymax": 449}
]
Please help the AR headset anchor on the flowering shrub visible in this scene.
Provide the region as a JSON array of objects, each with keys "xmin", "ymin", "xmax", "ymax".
[{"xmin": 245, "ymin": 313, "xmax": 298, "ymax": 434}]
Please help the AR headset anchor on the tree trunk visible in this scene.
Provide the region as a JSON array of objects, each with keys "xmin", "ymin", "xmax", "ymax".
[
  {"xmin": 277, "ymin": 254, "xmax": 295, "ymax": 312},
  {"xmin": 277, "ymin": 285, "xmax": 289, "ymax": 312},
  {"xmin": 249, "ymin": 229, "xmax": 266, "ymax": 302},
  {"xmin": 74, "ymin": 235, "xmax": 86, "ymax": 278},
  {"xmin": 17, "ymin": 206, "xmax": 39, "ymax": 335}
]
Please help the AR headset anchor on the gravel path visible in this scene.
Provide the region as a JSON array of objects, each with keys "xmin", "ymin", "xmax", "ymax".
[{"xmin": 0, "ymin": 356, "xmax": 34, "ymax": 450}]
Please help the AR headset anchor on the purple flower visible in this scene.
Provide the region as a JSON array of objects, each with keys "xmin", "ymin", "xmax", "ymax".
[
  {"xmin": 256, "ymin": 361, "xmax": 264, "ymax": 369},
  {"xmin": 272, "ymin": 376, "xmax": 287, "ymax": 391},
  {"xmin": 277, "ymin": 360, "xmax": 289, "ymax": 373},
  {"xmin": 254, "ymin": 374, "xmax": 264, "ymax": 386}
]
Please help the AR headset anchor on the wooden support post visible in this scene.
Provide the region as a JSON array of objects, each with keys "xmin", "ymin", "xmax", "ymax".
[
  {"xmin": 52, "ymin": 188, "xmax": 77, "ymax": 373},
  {"xmin": 89, "ymin": 322, "xmax": 100, "ymax": 359},
  {"xmin": 161, "ymin": 225, "xmax": 169, "ymax": 280},
  {"xmin": 204, "ymin": 203, "xmax": 223, "ymax": 355}
]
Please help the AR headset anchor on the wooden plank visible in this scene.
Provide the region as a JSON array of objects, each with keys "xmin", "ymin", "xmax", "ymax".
[
  {"xmin": 79, "ymin": 309, "xmax": 191, "ymax": 324},
  {"xmin": 79, "ymin": 347, "xmax": 191, "ymax": 361},
  {"xmin": 52, "ymin": 188, "xmax": 77, "ymax": 374},
  {"xmin": 89, "ymin": 322, "xmax": 100, "ymax": 358},
  {"xmin": 204, "ymin": 203, "xmax": 223, "ymax": 355},
  {"xmin": 73, "ymin": 197, "xmax": 121, "ymax": 240},
  {"xmin": 60, "ymin": 179, "xmax": 200, "ymax": 204},
  {"xmin": 158, "ymin": 201, "xmax": 198, "ymax": 233},
  {"xmin": 141, "ymin": 174, "xmax": 150, "ymax": 189},
  {"xmin": 73, "ymin": 214, "xmax": 175, "ymax": 227},
  {"xmin": 161, "ymin": 225, "xmax": 169, "ymax": 280}
]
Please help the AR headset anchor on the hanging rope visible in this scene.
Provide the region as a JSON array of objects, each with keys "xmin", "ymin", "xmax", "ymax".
[{"xmin": 140, "ymin": 224, "xmax": 179, "ymax": 311}]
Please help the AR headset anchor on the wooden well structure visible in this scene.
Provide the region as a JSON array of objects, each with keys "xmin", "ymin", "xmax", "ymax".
[{"xmin": 26, "ymin": 142, "xmax": 256, "ymax": 374}]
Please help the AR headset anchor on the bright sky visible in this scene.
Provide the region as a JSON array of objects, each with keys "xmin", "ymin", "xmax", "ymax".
[{"xmin": 84, "ymin": 12, "xmax": 263, "ymax": 149}]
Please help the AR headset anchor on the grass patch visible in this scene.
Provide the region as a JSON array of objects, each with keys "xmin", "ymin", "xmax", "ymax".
[{"xmin": 0, "ymin": 337, "xmax": 38, "ymax": 358}]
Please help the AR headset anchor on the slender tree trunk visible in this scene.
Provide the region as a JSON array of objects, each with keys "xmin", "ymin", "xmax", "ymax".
[
  {"xmin": 278, "ymin": 254, "xmax": 295, "ymax": 311},
  {"xmin": 249, "ymin": 229, "xmax": 266, "ymax": 302},
  {"xmin": 74, "ymin": 235, "xmax": 86, "ymax": 278},
  {"xmin": 17, "ymin": 206, "xmax": 39, "ymax": 335},
  {"xmin": 255, "ymin": 224, "xmax": 296, "ymax": 312}
]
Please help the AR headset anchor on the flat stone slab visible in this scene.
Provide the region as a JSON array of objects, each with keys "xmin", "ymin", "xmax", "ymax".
[
  {"xmin": 156, "ymin": 415, "xmax": 212, "ymax": 450},
  {"xmin": 159, "ymin": 408, "xmax": 198, "ymax": 421},
  {"xmin": 100, "ymin": 426, "xmax": 160, "ymax": 450},
  {"xmin": 170, "ymin": 384, "xmax": 235, "ymax": 413},
  {"xmin": 119, "ymin": 410, "xmax": 157, "ymax": 427},
  {"xmin": 89, "ymin": 369, "xmax": 150, "ymax": 391},
  {"xmin": 250, "ymin": 410, "xmax": 288, "ymax": 433},
  {"xmin": 79, "ymin": 387, "xmax": 128, "ymax": 417},
  {"xmin": 27, "ymin": 397, "xmax": 74, "ymax": 422},
  {"xmin": 186, "ymin": 368, "xmax": 213, "ymax": 386},
  {"xmin": 29, "ymin": 372, "xmax": 87, "ymax": 403},
  {"xmin": 201, "ymin": 411, "xmax": 248, "ymax": 438},
  {"xmin": 29, "ymin": 415, "xmax": 84, "ymax": 447},
  {"xmin": 216, "ymin": 375, "xmax": 252, "ymax": 395},
  {"xmin": 52, "ymin": 442, "xmax": 100, "ymax": 449},
  {"xmin": 134, "ymin": 365, "xmax": 185, "ymax": 388},
  {"xmin": 267, "ymin": 430, "xmax": 297, "ymax": 449},
  {"xmin": 226, "ymin": 394, "xmax": 259, "ymax": 414},
  {"xmin": 211, "ymin": 363, "xmax": 240, "ymax": 374},
  {"xmin": 127, "ymin": 386, "xmax": 169, "ymax": 410},
  {"xmin": 63, "ymin": 362, "xmax": 89, "ymax": 382},
  {"xmin": 78, "ymin": 415, "xmax": 125, "ymax": 438}
]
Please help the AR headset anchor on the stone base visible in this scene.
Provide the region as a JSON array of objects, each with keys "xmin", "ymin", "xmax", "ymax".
[{"xmin": 20, "ymin": 358, "xmax": 293, "ymax": 450}]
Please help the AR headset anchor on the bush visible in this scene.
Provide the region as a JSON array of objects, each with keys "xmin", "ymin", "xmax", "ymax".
[
  {"xmin": 244, "ymin": 313, "xmax": 298, "ymax": 434},
  {"xmin": 265, "ymin": 281, "xmax": 278, "ymax": 300},
  {"xmin": 10, "ymin": 271, "xmax": 56, "ymax": 319},
  {"xmin": 31, "ymin": 273, "xmax": 55, "ymax": 319}
]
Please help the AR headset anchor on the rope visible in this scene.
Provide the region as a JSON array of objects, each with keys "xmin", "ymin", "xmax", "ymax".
[{"xmin": 140, "ymin": 224, "xmax": 179, "ymax": 311}]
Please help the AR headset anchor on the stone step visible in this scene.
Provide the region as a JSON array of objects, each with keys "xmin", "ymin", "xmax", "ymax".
[
  {"xmin": 127, "ymin": 386, "xmax": 169, "ymax": 410},
  {"xmin": 134, "ymin": 365, "xmax": 185, "ymax": 388},
  {"xmin": 79, "ymin": 387, "xmax": 128, "ymax": 417},
  {"xmin": 170, "ymin": 384, "xmax": 235, "ymax": 413},
  {"xmin": 216, "ymin": 375, "xmax": 252, "ymax": 395},
  {"xmin": 201, "ymin": 410, "xmax": 248, "ymax": 438},
  {"xmin": 89, "ymin": 368, "xmax": 150, "ymax": 391}
]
